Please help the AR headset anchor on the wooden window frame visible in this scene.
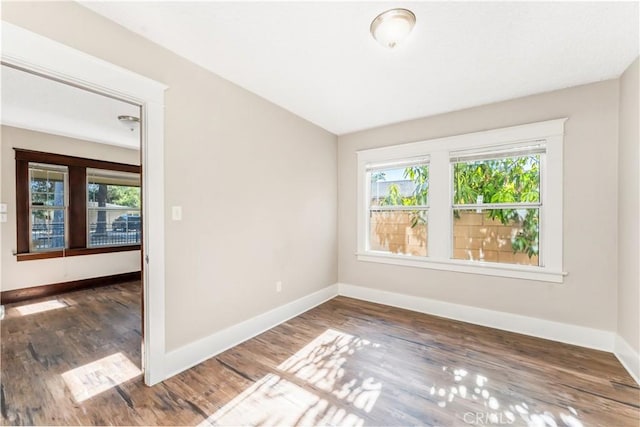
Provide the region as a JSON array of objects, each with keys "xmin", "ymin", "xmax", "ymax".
[{"xmin": 15, "ymin": 149, "xmax": 141, "ymax": 261}]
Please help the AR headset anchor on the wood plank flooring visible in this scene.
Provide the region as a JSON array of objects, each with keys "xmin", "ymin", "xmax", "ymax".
[{"xmin": 1, "ymin": 282, "xmax": 638, "ymax": 426}]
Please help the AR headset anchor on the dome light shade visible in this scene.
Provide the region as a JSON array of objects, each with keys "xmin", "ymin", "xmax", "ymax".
[{"xmin": 370, "ymin": 8, "xmax": 416, "ymax": 49}]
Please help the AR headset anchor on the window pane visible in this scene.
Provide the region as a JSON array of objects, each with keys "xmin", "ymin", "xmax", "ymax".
[
  {"xmin": 87, "ymin": 184, "xmax": 140, "ymax": 208},
  {"xmin": 370, "ymin": 165, "xmax": 429, "ymax": 207},
  {"xmin": 453, "ymin": 154, "xmax": 540, "ymax": 205},
  {"xmin": 30, "ymin": 166, "xmax": 66, "ymax": 207},
  {"xmin": 369, "ymin": 210, "xmax": 427, "ymax": 257},
  {"xmin": 30, "ymin": 208, "xmax": 65, "ymax": 251},
  {"xmin": 89, "ymin": 209, "xmax": 141, "ymax": 247},
  {"xmin": 452, "ymin": 208, "xmax": 539, "ymax": 266},
  {"xmin": 87, "ymin": 169, "xmax": 141, "ymax": 247}
]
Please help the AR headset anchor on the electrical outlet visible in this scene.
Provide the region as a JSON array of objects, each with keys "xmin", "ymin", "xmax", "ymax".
[{"xmin": 276, "ymin": 281, "xmax": 282, "ymax": 293}]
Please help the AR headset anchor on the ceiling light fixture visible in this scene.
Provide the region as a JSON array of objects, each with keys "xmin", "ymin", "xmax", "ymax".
[
  {"xmin": 118, "ymin": 115, "xmax": 140, "ymax": 132},
  {"xmin": 370, "ymin": 8, "xmax": 416, "ymax": 49}
]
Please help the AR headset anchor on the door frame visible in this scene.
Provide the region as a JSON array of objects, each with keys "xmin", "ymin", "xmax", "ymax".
[{"xmin": 1, "ymin": 21, "xmax": 168, "ymax": 385}]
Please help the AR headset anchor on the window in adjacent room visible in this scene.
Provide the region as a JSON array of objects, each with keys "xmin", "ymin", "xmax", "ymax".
[
  {"xmin": 15, "ymin": 149, "xmax": 141, "ymax": 260},
  {"xmin": 87, "ymin": 169, "xmax": 141, "ymax": 247},
  {"xmin": 29, "ymin": 163, "xmax": 68, "ymax": 252}
]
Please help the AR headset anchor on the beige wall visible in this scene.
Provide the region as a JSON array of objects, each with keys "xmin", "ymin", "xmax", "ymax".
[
  {"xmin": 339, "ymin": 80, "xmax": 620, "ymax": 331},
  {"xmin": 1, "ymin": 126, "xmax": 141, "ymax": 291},
  {"xmin": 4, "ymin": 1, "xmax": 631, "ymax": 354},
  {"xmin": 617, "ymin": 57, "xmax": 639, "ymax": 352},
  {"xmin": 1, "ymin": 2, "xmax": 338, "ymax": 350}
]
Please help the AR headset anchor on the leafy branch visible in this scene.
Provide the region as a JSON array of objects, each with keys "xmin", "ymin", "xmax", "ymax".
[{"xmin": 376, "ymin": 156, "xmax": 540, "ymax": 257}]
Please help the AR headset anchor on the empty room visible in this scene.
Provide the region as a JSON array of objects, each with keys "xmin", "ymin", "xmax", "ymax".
[{"xmin": 0, "ymin": 2, "xmax": 638, "ymax": 426}]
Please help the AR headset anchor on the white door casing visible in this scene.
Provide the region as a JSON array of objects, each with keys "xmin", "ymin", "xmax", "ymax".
[{"xmin": 1, "ymin": 21, "xmax": 168, "ymax": 385}]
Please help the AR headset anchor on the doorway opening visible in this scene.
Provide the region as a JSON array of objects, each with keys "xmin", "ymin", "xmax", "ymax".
[
  {"xmin": 1, "ymin": 63, "xmax": 146, "ymax": 400},
  {"xmin": 1, "ymin": 21, "xmax": 167, "ymax": 386}
]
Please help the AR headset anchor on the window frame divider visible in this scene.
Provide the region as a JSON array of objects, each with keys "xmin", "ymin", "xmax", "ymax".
[
  {"xmin": 369, "ymin": 206, "xmax": 430, "ymax": 212},
  {"xmin": 452, "ymin": 203, "xmax": 542, "ymax": 209}
]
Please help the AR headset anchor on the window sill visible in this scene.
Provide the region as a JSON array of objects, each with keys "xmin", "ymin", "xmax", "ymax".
[
  {"xmin": 356, "ymin": 252, "xmax": 566, "ymax": 283},
  {"xmin": 16, "ymin": 245, "xmax": 141, "ymax": 262}
]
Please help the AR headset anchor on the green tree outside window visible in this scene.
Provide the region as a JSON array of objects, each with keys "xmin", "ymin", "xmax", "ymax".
[{"xmin": 375, "ymin": 156, "xmax": 540, "ymax": 258}]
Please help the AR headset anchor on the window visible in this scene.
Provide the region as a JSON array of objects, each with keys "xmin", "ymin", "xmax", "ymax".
[
  {"xmin": 29, "ymin": 163, "xmax": 68, "ymax": 252},
  {"xmin": 451, "ymin": 147, "xmax": 542, "ymax": 266},
  {"xmin": 15, "ymin": 149, "xmax": 141, "ymax": 261},
  {"xmin": 368, "ymin": 159, "xmax": 429, "ymax": 257},
  {"xmin": 87, "ymin": 169, "xmax": 141, "ymax": 247},
  {"xmin": 357, "ymin": 119, "xmax": 566, "ymax": 282}
]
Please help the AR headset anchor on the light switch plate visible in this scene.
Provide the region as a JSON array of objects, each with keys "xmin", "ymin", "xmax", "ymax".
[
  {"xmin": 0, "ymin": 213, "xmax": 6, "ymax": 223},
  {"xmin": 0, "ymin": 203, "xmax": 7, "ymax": 213},
  {"xmin": 171, "ymin": 206, "xmax": 182, "ymax": 221}
]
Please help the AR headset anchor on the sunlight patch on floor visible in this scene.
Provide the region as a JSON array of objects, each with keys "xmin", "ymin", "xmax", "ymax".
[
  {"xmin": 199, "ymin": 373, "xmax": 364, "ymax": 427},
  {"xmin": 15, "ymin": 299, "xmax": 67, "ymax": 316},
  {"xmin": 431, "ymin": 366, "xmax": 584, "ymax": 427},
  {"xmin": 200, "ymin": 329, "xmax": 383, "ymax": 426},
  {"xmin": 278, "ymin": 328, "xmax": 382, "ymax": 412},
  {"xmin": 61, "ymin": 352, "xmax": 141, "ymax": 403}
]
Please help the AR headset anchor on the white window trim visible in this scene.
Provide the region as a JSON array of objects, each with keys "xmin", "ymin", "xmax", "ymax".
[{"xmin": 357, "ymin": 118, "xmax": 567, "ymax": 283}]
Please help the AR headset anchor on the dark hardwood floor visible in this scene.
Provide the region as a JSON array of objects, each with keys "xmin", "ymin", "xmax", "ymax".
[{"xmin": 1, "ymin": 282, "xmax": 638, "ymax": 426}]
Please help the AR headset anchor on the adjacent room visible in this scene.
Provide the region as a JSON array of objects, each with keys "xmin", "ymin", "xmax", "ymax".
[{"xmin": 0, "ymin": 2, "xmax": 638, "ymax": 426}]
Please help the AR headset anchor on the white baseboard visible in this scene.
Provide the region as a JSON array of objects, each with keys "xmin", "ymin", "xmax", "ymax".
[
  {"xmin": 614, "ymin": 335, "xmax": 640, "ymax": 385},
  {"xmin": 338, "ymin": 283, "xmax": 615, "ymax": 352},
  {"xmin": 161, "ymin": 282, "xmax": 637, "ymax": 385},
  {"xmin": 163, "ymin": 284, "xmax": 339, "ymax": 380}
]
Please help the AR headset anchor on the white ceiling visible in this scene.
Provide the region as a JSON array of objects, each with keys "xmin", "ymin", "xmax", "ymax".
[
  {"xmin": 82, "ymin": 2, "xmax": 638, "ymax": 135},
  {"xmin": 82, "ymin": 1, "xmax": 638, "ymax": 134},
  {"xmin": 1, "ymin": 65, "xmax": 140, "ymax": 149}
]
